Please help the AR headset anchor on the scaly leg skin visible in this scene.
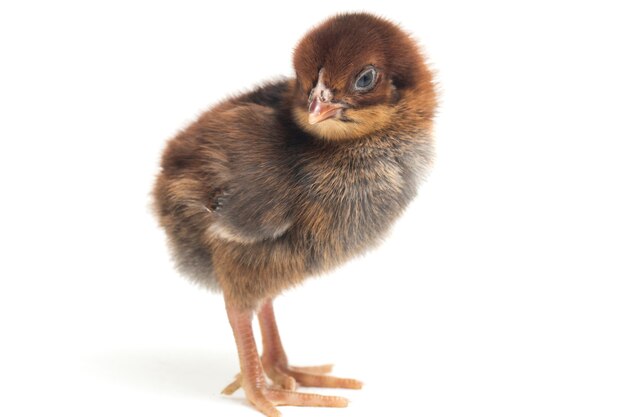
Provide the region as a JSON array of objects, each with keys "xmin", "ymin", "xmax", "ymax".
[
  {"xmin": 222, "ymin": 297, "xmax": 348, "ymax": 417},
  {"xmin": 258, "ymin": 300, "xmax": 363, "ymax": 391}
]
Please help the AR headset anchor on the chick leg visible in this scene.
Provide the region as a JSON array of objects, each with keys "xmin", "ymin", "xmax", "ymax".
[
  {"xmin": 222, "ymin": 297, "xmax": 348, "ymax": 417},
  {"xmin": 258, "ymin": 299, "xmax": 363, "ymax": 390}
]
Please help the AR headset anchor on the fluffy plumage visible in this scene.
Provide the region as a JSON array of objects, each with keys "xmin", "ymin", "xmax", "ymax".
[{"xmin": 153, "ymin": 12, "xmax": 436, "ymax": 416}]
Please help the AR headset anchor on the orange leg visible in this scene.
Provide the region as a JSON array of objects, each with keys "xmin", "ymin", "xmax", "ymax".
[
  {"xmin": 222, "ymin": 297, "xmax": 348, "ymax": 417},
  {"xmin": 258, "ymin": 299, "xmax": 363, "ymax": 390}
]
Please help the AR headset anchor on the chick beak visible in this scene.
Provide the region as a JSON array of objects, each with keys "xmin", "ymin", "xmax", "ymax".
[{"xmin": 308, "ymin": 96, "xmax": 344, "ymax": 125}]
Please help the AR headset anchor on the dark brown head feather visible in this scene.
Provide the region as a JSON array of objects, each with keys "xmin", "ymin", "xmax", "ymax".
[{"xmin": 291, "ymin": 13, "xmax": 434, "ymax": 141}]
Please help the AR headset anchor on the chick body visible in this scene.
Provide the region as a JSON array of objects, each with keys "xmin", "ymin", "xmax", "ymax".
[
  {"xmin": 153, "ymin": 12, "xmax": 436, "ymax": 416},
  {"xmin": 155, "ymin": 76, "xmax": 433, "ymax": 309}
]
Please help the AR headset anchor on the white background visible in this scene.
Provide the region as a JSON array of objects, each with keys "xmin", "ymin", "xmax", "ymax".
[{"xmin": 1, "ymin": 1, "xmax": 625, "ymax": 416}]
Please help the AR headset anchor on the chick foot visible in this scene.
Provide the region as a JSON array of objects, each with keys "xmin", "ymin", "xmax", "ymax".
[
  {"xmin": 263, "ymin": 359, "xmax": 363, "ymax": 390},
  {"xmin": 222, "ymin": 374, "xmax": 348, "ymax": 417},
  {"xmin": 225, "ymin": 298, "xmax": 349, "ymax": 417},
  {"xmin": 258, "ymin": 300, "xmax": 363, "ymax": 390}
]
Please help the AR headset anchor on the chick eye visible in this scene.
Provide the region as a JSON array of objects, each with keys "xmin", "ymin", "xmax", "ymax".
[{"xmin": 355, "ymin": 68, "xmax": 377, "ymax": 91}]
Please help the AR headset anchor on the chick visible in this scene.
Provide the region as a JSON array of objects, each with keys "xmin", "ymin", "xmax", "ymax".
[{"xmin": 153, "ymin": 12, "xmax": 436, "ymax": 417}]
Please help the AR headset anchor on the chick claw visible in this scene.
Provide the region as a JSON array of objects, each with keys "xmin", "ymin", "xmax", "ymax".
[{"xmin": 221, "ymin": 373, "xmax": 243, "ymax": 395}]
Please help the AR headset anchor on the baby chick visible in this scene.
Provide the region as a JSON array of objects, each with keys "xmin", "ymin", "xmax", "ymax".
[{"xmin": 153, "ymin": 12, "xmax": 436, "ymax": 417}]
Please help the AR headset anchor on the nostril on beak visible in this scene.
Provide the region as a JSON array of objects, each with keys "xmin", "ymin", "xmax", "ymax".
[{"xmin": 320, "ymin": 89, "xmax": 330, "ymax": 103}]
